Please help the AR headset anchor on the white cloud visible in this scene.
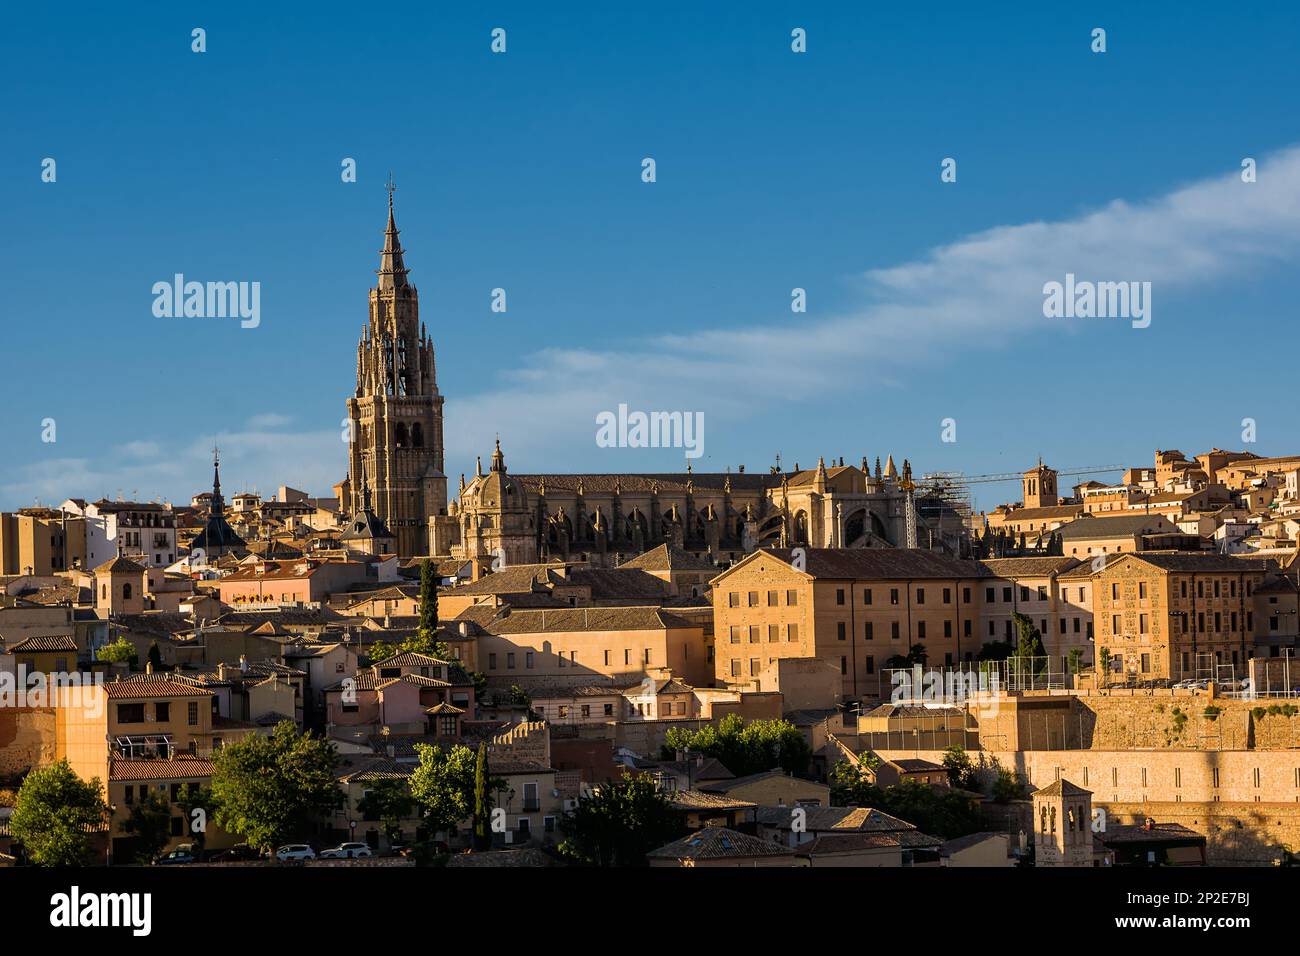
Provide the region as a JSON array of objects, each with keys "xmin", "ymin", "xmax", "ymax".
[{"xmin": 451, "ymin": 147, "xmax": 1300, "ymax": 464}]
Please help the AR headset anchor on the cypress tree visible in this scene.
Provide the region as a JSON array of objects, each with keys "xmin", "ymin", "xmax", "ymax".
[
  {"xmin": 418, "ymin": 558, "xmax": 438, "ymax": 640},
  {"xmin": 472, "ymin": 743, "xmax": 491, "ymax": 850}
]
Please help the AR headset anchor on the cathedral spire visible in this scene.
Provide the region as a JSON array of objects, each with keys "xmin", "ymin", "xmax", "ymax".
[
  {"xmin": 210, "ymin": 446, "xmax": 225, "ymax": 516},
  {"xmin": 490, "ymin": 435, "xmax": 506, "ymax": 473},
  {"xmin": 377, "ymin": 174, "xmax": 410, "ymax": 291}
]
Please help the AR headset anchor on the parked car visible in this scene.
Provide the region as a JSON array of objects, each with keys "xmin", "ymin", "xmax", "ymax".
[
  {"xmin": 154, "ymin": 847, "xmax": 196, "ymax": 865},
  {"xmin": 319, "ymin": 842, "xmax": 372, "ymax": 859},
  {"xmin": 210, "ymin": 843, "xmax": 260, "ymax": 863},
  {"xmin": 274, "ymin": 844, "xmax": 317, "ymax": 861}
]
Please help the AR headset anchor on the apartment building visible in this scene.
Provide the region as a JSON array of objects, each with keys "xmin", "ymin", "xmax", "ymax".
[
  {"xmin": 979, "ymin": 557, "xmax": 1093, "ymax": 671},
  {"xmin": 710, "ymin": 548, "xmax": 991, "ymax": 700},
  {"xmin": 1092, "ymin": 553, "xmax": 1275, "ymax": 681}
]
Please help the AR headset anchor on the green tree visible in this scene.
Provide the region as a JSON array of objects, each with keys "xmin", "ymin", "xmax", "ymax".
[
  {"xmin": 1098, "ymin": 647, "xmax": 1113, "ymax": 686},
  {"xmin": 472, "ymin": 743, "xmax": 492, "ymax": 851},
  {"xmin": 1008, "ymin": 613, "xmax": 1046, "ymax": 683},
  {"xmin": 357, "ymin": 778, "xmax": 416, "ymax": 846},
  {"xmin": 828, "ymin": 759, "xmax": 885, "ymax": 808},
  {"xmin": 9, "ymin": 760, "xmax": 109, "ymax": 866},
  {"xmin": 662, "ymin": 714, "xmax": 812, "ymax": 777},
  {"xmin": 991, "ymin": 765, "xmax": 1028, "ymax": 803},
  {"xmin": 417, "ymin": 558, "xmax": 439, "ymax": 639},
  {"xmin": 96, "ymin": 637, "xmax": 136, "ymax": 665},
  {"xmin": 122, "ymin": 791, "xmax": 173, "ymax": 863},
  {"xmin": 368, "ymin": 629, "xmax": 452, "ymax": 666},
  {"xmin": 1067, "ymin": 648, "xmax": 1084, "ymax": 676},
  {"xmin": 176, "ymin": 786, "xmax": 216, "ymax": 858},
  {"xmin": 408, "ymin": 743, "xmax": 478, "ymax": 839},
  {"xmin": 941, "ymin": 746, "xmax": 973, "ymax": 789},
  {"xmin": 558, "ymin": 774, "xmax": 684, "ymax": 867},
  {"xmin": 209, "ymin": 722, "xmax": 341, "ymax": 852}
]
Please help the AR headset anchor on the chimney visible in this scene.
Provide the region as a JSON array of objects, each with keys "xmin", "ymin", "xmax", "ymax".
[
  {"xmin": 145, "ymin": 660, "xmax": 153, "ymax": 675},
  {"xmin": 217, "ymin": 662, "xmax": 226, "ymax": 681},
  {"xmin": 239, "ymin": 654, "xmax": 248, "ymax": 673}
]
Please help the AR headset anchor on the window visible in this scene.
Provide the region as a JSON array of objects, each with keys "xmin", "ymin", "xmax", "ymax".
[
  {"xmin": 187, "ymin": 701, "xmax": 198, "ymax": 726},
  {"xmin": 1138, "ymin": 582, "xmax": 1147, "ymax": 599},
  {"xmin": 1002, "ymin": 587, "xmax": 1012, "ymax": 602},
  {"xmin": 730, "ymin": 660, "xmax": 740, "ymax": 677},
  {"xmin": 839, "ymin": 656, "xmax": 847, "ymax": 675},
  {"xmin": 728, "ymin": 592, "xmax": 740, "ymax": 607},
  {"xmin": 985, "ymin": 587, "xmax": 995, "ymax": 603},
  {"xmin": 117, "ymin": 703, "xmax": 145, "ymax": 724},
  {"xmin": 749, "ymin": 658, "xmax": 760, "ymax": 676},
  {"xmin": 891, "ymin": 621, "xmax": 900, "ymax": 640},
  {"xmin": 768, "ymin": 624, "xmax": 780, "ymax": 642},
  {"xmin": 963, "ymin": 587, "xmax": 971, "ymax": 603},
  {"xmin": 154, "ymin": 701, "xmax": 170, "ymax": 723},
  {"xmin": 943, "ymin": 588, "xmax": 952, "ymax": 604},
  {"xmin": 836, "ymin": 588, "xmax": 845, "ymax": 606},
  {"xmin": 749, "ymin": 626, "xmax": 760, "ymax": 643},
  {"xmin": 943, "ymin": 620, "xmax": 952, "ymax": 638},
  {"xmin": 890, "ymin": 588, "xmax": 900, "ymax": 605},
  {"xmin": 507, "ymin": 653, "xmax": 516, "ymax": 669},
  {"xmin": 604, "ymin": 649, "xmax": 611, "ymax": 665},
  {"xmin": 786, "ymin": 589, "xmax": 799, "ymax": 605},
  {"xmin": 767, "ymin": 590, "xmax": 778, "ymax": 606},
  {"xmin": 865, "ymin": 656, "xmax": 874, "ymax": 674},
  {"xmin": 748, "ymin": 591, "xmax": 759, "ymax": 607},
  {"xmin": 917, "ymin": 621, "xmax": 926, "ymax": 640},
  {"xmin": 123, "ymin": 785, "xmax": 134, "ymax": 805},
  {"xmin": 603, "ymin": 703, "xmax": 613, "ymax": 716},
  {"xmin": 837, "ymin": 622, "xmax": 847, "ymax": 641},
  {"xmin": 863, "ymin": 588, "xmax": 873, "ymax": 605},
  {"xmin": 916, "ymin": 588, "xmax": 925, "ymax": 605},
  {"xmin": 730, "ymin": 626, "xmax": 741, "ymax": 644},
  {"xmin": 787, "ymin": 623, "xmax": 799, "ymax": 642},
  {"xmin": 1111, "ymin": 583, "xmax": 1119, "ymax": 601},
  {"xmin": 526, "ymin": 651, "xmax": 535, "ymax": 669},
  {"xmin": 865, "ymin": 622, "xmax": 874, "ymax": 641}
]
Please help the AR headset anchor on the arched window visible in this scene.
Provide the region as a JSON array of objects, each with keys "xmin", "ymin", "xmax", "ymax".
[
  {"xmin": 123, "ymin": 583, "xmax": 133, "ymax": 600},
  {"xmin": 411, "ymin": 423, "xmax": 424, "ymax": 448},
  {"xmin": 395, "ymin": 423, "xmax": 408, "ymax": 448}
]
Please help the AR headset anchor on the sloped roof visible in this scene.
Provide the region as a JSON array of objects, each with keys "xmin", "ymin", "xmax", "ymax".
[
  {"xmin": 738, "ymin": 548, "xmax": 991, "ymax": 581},
  {"xmin": 646, "ymin": 827, "xmax": 793, "ymax": 861},
  {"xmin": 620, "ymin": 543, "xmax": 718, "ymax": 573},
  {"xmin": 1033, "ymin": 778, "xmax": 1091, "ymax": 798}
]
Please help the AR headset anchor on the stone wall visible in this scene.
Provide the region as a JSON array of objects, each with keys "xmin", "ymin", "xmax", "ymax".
[
  {"xmin": 0, "ymin": 708, "xmax": 56, "ymax": 782},
  {"xmin": 969, "ymin": 690, "xmax": 1300, "ymax": 751}
]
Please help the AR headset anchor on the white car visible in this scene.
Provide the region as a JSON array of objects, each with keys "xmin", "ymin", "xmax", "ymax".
[
  {"xmin": 319, "ymin": 842, "xmax": 373, "ymax": 859},
  {"xmin": 275, "ymin": 844, "xmax": 317, "ymax": 861}
]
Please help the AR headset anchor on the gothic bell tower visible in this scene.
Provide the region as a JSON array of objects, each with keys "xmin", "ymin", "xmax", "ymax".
[{"xmin": 345, "ymin": 180, "xmax": 448, "ymax": 557}]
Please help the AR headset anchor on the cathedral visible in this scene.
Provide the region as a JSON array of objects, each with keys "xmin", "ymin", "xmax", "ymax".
[
  {"xmin": 435, "ymin": 445, "xmax": 930, "ymax": 571},
  {"xmin": 343, "ymin": 188, "xmax": 448, "ymax": 557},
  {"xmin": 343, "ymin": 196, "xmax": 961, "ymax": 567}
]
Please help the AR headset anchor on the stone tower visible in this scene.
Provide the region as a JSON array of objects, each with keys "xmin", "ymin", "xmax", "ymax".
[
  {"xmin": 1032, "ymin": 778, "xmax": 1093, "ymax": 867},
  {"xmin": 345, "ymin": 184, "xmax": 448, "ymax": 558},
  {"xmin": 1022, "ymin": 460, "xmax": 1058, "ymax": 509}
]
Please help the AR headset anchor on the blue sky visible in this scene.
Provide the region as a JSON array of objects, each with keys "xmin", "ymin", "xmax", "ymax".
[{"xmin": 4, "ymin": 1, "xmax": 1300, "ymax": 512}]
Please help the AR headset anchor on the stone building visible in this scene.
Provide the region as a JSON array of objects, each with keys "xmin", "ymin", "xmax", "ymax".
[
  {"xmin": 344, "ymin": 188, "xmax": 448, "ymax": 558},
  {"xmin": 436, "ymin": 451, "xmax": 927, "ymax": 572}
]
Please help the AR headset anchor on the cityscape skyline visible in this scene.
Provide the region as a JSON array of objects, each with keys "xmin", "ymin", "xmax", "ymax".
[{"xmin": 6, "ymin": 2, "xmax": 1300, "ymax": 510}]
